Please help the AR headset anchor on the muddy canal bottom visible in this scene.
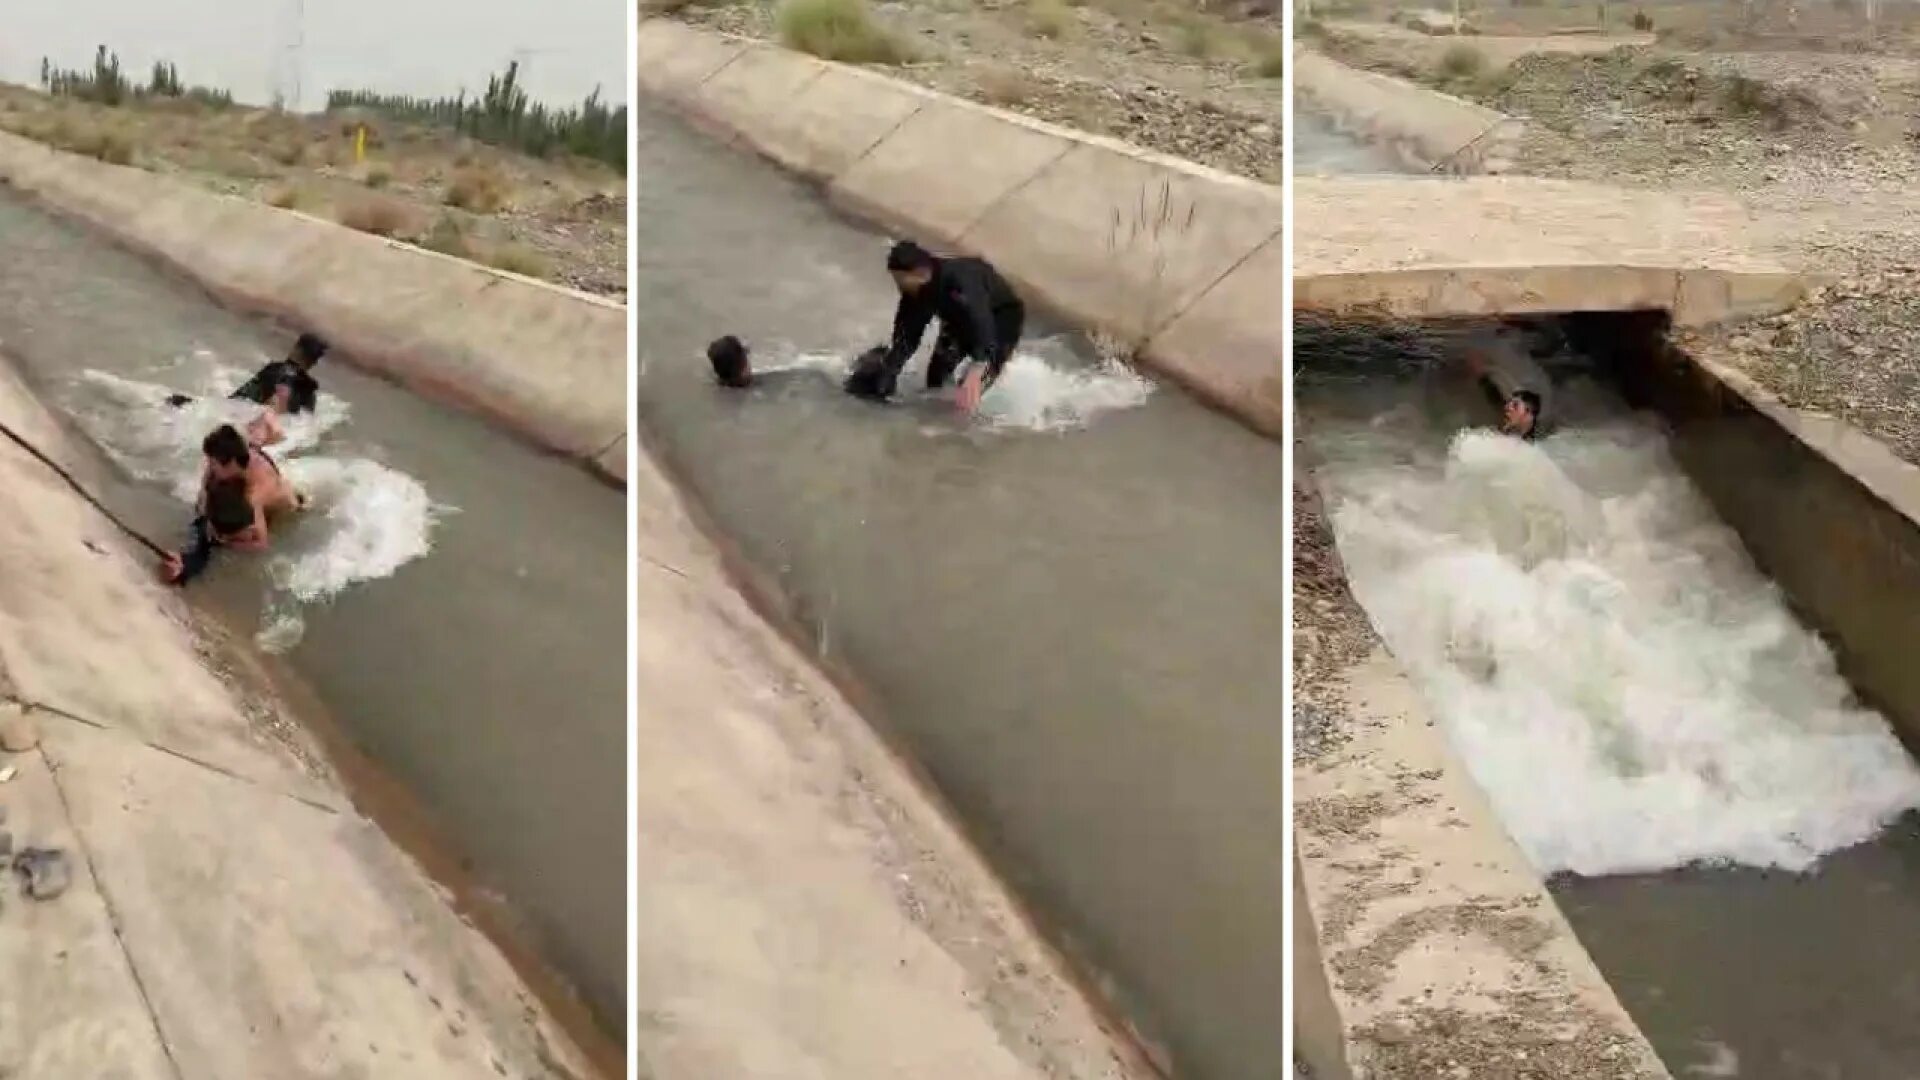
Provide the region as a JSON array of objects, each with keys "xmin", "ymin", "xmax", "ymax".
[
  {"xmin": 638, "ymin": 103, "xmax": 1286, "ymax": 1077},
  {"xmin": 0, "ymin": 191, "xmax": 628, "ymax": 1034},
  {"xmin": 1298, "ymin": 320, "xmax": 1920, "ymax": 1079}
]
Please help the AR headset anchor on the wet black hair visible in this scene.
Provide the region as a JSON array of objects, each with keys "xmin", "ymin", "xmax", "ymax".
[
  {"xmin": 842, "ymin": 346, "xmax": 892, "ymax": 402},
  {"xmin": 293, "ymin": 332, "xmax": 329, "ymax": 365},
  {"xmin": 885, "ymin": 240, "xmax": 934, "ymax": 273},
  {"xmin": 202, "ymin": 424, "xmax": 251, "ymax": 468},
  {"xmin": 206, "ymin": 477, "xmax": 254, "ymax": 538},
  {"xmin": 1512, "ymin": 390, "xmax": 1543, "ymax": 417},
  {"xmin": 708, "ymin": 336, "xmax": 751, "ymax": 388}
]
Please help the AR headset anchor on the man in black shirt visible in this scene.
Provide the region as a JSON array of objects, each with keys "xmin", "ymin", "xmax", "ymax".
[
  {"xmin": 232, "ymin": 332, "xmax": 327, "ymax": 414},
  {"xmin": 163, "ymin": 332, "xmax": 329, "ymax": 413},
  {"xmin": 875, "ymin": 241, "xmax": 1025, "ymax": 414}
]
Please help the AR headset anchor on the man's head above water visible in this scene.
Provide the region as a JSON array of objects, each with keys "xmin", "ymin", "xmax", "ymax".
[
  {"xmin": 1503, "ymin": 390, "xmax": 1542, "ymax": 438},
  {"xmin": 202, "ymin": 424, "xmax": 251, "ymax": 479},
  {"xmin": 708, "ymin": 335, "xmax": 751, "ymax": 388},
  {"xmin": 886, "ymin": 240, "xmax": 936, "ymax": 295},
  {"xmin": 291, "ymin": 332, "xmax": 329, "ymax": 371}
]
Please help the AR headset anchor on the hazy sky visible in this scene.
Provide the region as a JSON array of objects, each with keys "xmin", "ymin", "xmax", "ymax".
[{"xmin": 3, "ymin": 0, "xmax": 627, "ymax": 109}]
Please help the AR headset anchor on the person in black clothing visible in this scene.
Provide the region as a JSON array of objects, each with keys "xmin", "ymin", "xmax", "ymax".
[
  {"xmin": 232, "ymin": 331, "xmax": 327, "ymax": 414},
  {"xmin": 876, "ymin": 241, "xmax": 1025, "ymax": 414},
  {"xmin": 163, "ymin": 332, "xmax": 329, "ymax": 413},
  {"xmin": 709, "ymin": 336, "xmax": 754, "ymax": 388}
]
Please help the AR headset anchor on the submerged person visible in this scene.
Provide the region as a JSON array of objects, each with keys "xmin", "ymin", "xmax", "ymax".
[
  {"xmin": 159, "ymin": 423, "xmax": 304, "ymax": 585},
  {"xmin": 1464, "ymin": 344, "xmax": 1549, "ymax": 441},
  {"xmin": 164, "ymin": 332, "xmax": 329, "ymax": 414},
  {"xmin": 709, "ymin": 335, "xmax": 892, "ymax": 402},
  {"xmin": 872, "ymin": 241, "xmax": 1025, "ymax": 414}
]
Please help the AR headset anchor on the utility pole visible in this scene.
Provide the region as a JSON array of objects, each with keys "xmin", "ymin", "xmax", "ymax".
[{"xmin": 271, "ymin": 0, "xmax": 305, "ymax": 109}]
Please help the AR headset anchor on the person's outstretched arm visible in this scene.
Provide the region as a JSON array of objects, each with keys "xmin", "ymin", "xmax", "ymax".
[
  {"xmin": 162, "ymin": 517, "xmax": 216, "ymax": 586},
  {"xmin": 884, "ymin": 292, "xmax": 935, "ymax": 373}
]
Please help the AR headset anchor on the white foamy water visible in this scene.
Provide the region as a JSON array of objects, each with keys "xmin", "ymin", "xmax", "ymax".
[
  {"xmin": 65, "ymin": 365, "xmax": 442, "ymax": 649},
  {"xmin": 768, "ymin": 342, "xmax": 1152, "ymax": 433},
  {"xmin": 1317, "ymin": 419, "xmax": 1920, "ymax": 876}
]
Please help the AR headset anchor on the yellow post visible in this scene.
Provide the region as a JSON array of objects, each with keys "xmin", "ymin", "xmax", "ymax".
[{"xmin": 354, "ymin": 125, "xmax": 367, "ymax": 164}]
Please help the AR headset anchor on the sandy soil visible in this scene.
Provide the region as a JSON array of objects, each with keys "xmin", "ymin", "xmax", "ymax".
[
  {"xmin": 664, "ymin": 0, "xmax": 1286, "ymax": 183},
  {"xmin": 1313, "ymin": 10, "xmax": 1920, "ymax": 467},
  {"xmin": 0, "ymin": 84, "xmax": 626, "ymax": 298}
]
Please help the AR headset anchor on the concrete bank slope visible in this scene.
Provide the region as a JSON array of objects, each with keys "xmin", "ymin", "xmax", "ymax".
[
  {"xmin": 1589, "ymin": 313, "xmax": 1920, "ymax": 753},
  {"xmin": 637, "ymin": 18, "xmax": 1284, "ymax": 438},
  {"xmin": 0, "ymin": 357, "xmax": 595, "ymax": 1079},
  {"xmin": 629, "ymin": 450, "xmax": 1154, "ymax": 1078},
  {"xmin": 0, "ymin": 130, "xmax": 627, "ymax": 486},
  {"xmin": 1295, "ymin": 174, "xmax": 1808, "ymax": 327},
  {"xmin": 1293, "ymin": 643, "xmax": 1669, "ymax": 1080},
  {"xmin": 1294, "ymin": 50, "xmax": 1520, "ymax": 175}
]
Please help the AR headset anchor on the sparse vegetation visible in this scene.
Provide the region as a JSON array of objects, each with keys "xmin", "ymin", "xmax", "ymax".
[
  {"xmin": 1246, "ymin": 29, "xmax": 1287, "ymax": 78},
  {"xmin": 327, "ymin": 62, "xmax": 625, "ymax": 172},
  {"xmin": 776, "ymin": 0, "xmax": 914, "ymax": 64},
  {"xmin": 265, "ymin": 185, "xmax": 304, "ymax": 210},
  {"xmin": 1176, "ymin": 17, "xmax": 1226, "ymax": 58},
  {"xmin": 420, "ymin": 215, "xmax": 474, "ymax": 258},
  {"xmin": 484, "ymin": 243, "xmax": 551, "ymax": 279},
  {"xmin": 977, "ymin": 66, "xmax": 1041, "ymax": 107},
  {"xmin": 338, "ymin": 196, "xmax": 410, "ymax": 238},
  {"xmin": 444, "ymin": 166, "xmax": 510, "ymax": 213},
  {"xmin": 1027, "ymin": 0, "xmax": 1076, "ymax": 38},
  {"xmin": 1439, "ymin": 43, "xmax": 1488, "ymax": 79},
  {"xmin": 363, "ymin": 165, "xmax": 392, "ymax": 189}
]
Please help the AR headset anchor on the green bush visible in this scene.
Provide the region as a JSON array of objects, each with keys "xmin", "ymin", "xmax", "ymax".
[{"xmin": 776, "ymin": 0, "xmax": 914, "ymax": 64}]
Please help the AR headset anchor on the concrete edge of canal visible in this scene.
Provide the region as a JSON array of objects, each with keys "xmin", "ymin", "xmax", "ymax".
[
  {"xmin": 0, "ymin": 128, "xmax": 629, "ymax": 488},
  {"xmin": 0, "ymin": 349, "xmax": 603, "ymax": 1079},
  {"xmin": 1293, "ymin": 49, "xmax": 1521, "ymax": 176},
  {"xmin": 636, "ymin": 17, "xmax": 1287, "ymax": 440}
]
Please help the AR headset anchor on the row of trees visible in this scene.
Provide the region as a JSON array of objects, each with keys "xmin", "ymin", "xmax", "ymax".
[
  {"xmin": 40, "ymin": 46, "xmax": 232, "ymax": 108},
  {"xmin": 327, "ymin": 62, "xmax": 626, "ymax": 173}
]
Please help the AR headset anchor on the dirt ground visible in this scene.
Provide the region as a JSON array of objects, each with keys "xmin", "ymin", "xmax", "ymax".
[
  {"xmin": 1310, "ymin": 5, "xmax": 1920, "ymax": 466},
  {"xmin": 0, "ymin": 84, "xmax": 626, "ymax": 298},
  {"xmin": 662, "ymin": 0, "xmax": 1286, "ymax": 183}
]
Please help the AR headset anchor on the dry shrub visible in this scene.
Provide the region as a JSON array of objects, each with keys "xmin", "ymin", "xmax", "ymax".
[
  {"xmin": 1028, "ymin": 0, "xmax": 1076, "ymax": 38},
  {"xmin": 445, "ymin": 166, "xmax": 510, "ymax": 213},
  {"xmin": 776, "ymin": 0, "xmax": 914, "ymax": 64},
  {"xmin": 364, "ymin": 165, "xmax": 392, "ymax": 189},
  {"xmin": 338, "ymin": 196, "xmax": 410, "ymax": 237},
  {"xmin": 485, "ymin": 243, "xmax": 550, "ymax": 279},
  {"xmin": 421, "ymin": 215, "xmax": 473, "ymax": 259},
  {"xmin": 977, "ymin": 66, "xmax": 1041, "ymax": 107}
]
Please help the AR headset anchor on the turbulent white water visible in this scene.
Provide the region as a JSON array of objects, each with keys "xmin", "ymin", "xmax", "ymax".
[
  {"xmin": 66, "ymin": 363, "xmax": 442, "ymax": 649},
  {"xmin": 765, "ymin": 340, "xmax": 1154, "ymax": 433},
  {"xmin": 1316, "ymin": 412, "xmax": 1920, "ymax": 876}
]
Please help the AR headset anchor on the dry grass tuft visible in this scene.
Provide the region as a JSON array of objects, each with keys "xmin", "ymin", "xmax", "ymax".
[
  {"xmin": 776, "ymin": 0, "xmax": 915, "ymax": 64},
  {"xmin": 444, "ymin": 166, "xmax": 510, "ymax": 213},
  {"xmin": 338, "ymin": 196, "xmax": 410, "ymax": 237}
]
